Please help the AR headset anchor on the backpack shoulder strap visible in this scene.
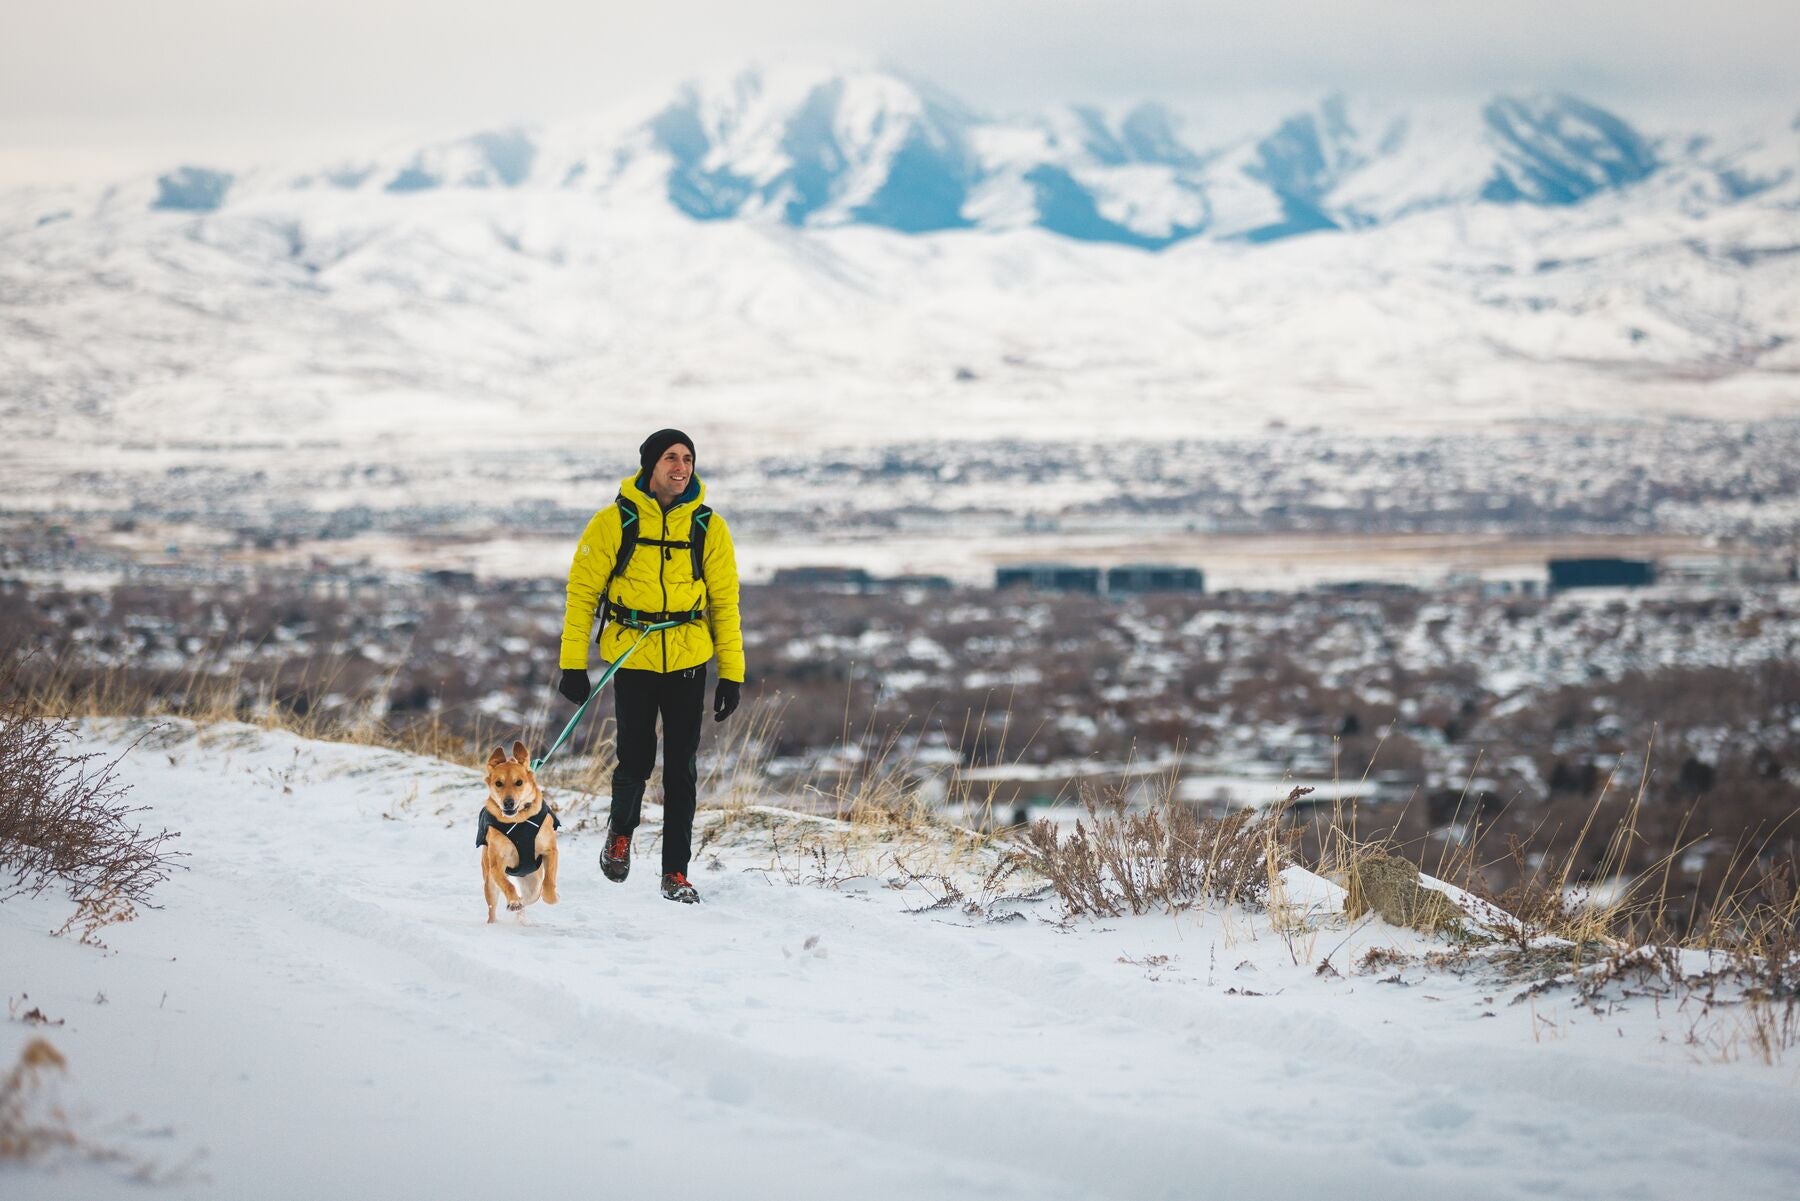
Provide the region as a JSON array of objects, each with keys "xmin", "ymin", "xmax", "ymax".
[
  {"xmin": 593, "ymin": 496, "xmax": 640, "ymax": 644},
  {"xmin": 608, "ymin": 495, "xmax": 640, "ymax": 587},
  {"xmin": 689, "ymin": 504, "xmax": 713, "ymax": 588}
]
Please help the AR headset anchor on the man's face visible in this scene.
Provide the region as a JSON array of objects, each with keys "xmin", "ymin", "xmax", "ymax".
[{"xmin": 650, "ymin": 444, "xmax": 693, "ymax": 495}]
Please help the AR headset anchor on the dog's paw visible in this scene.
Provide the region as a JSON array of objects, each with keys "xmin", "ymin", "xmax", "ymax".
[
  {"xmin": 543, "ymin": 887, "xmax": 560, "ymax": 905},
  {"xmin": 507, "ymin": 899, "xmax": 523, "ymax": 912},
  {"xmin": 486, "ymin": 910, "xmax": 496, "ymax": 924}
]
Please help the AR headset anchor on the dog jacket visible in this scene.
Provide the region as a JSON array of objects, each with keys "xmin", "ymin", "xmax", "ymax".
[{"xmin": 477, "ymin": 804, "xmax": 561, "ymax": 877}]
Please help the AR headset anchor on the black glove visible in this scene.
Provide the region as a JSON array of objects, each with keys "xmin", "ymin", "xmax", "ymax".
[
  {"xmin": 713, "ymin": 679, "xmax": 741, "ymax": 723},
  {"xmin": 558, "ymin": 668, "xmax": 592, "ymax": 706}
]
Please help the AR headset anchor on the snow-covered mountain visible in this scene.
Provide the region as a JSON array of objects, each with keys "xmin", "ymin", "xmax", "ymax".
[
  {"xmin": 94, "ymin": 64, "xmax": 1798, "ymax": 248},
  {"xmin": 1, "ymin": 63, "xmax": 1796, "ymax": 460}
]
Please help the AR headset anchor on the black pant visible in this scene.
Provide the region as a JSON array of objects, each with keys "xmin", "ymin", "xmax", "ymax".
[{"xmin": 608, "ymin": 666, "xmax": 706, "ymax": 875}]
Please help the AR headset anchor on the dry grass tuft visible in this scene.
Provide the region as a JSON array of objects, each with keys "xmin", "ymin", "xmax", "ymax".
[
  {"xmin": 1483, "ymin": 835, "xmax": 1603, "ymax": 951},
  {"xmin": 699, "ymin": 798, "xmax": 1009, "ymax": 903},
  {"xmin": 1692, "ymin": 861, "xmax": 1800, "ymax": 1063},
  {"xmin": 1013, "ymin": 774, "xmax": 1292, "ymax": 918},
  {"xmin": 693, "ymin": 694, "xmax": 1020, "ymax": 897},
  {"xmin": 9, "ymin": 648, "xmax": 536, "ymax": 772}
]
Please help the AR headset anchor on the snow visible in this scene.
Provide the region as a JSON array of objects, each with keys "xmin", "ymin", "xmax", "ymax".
[{"xmin": 5, "ymin": 720, "xmax": 1799, "ymax": 1199}]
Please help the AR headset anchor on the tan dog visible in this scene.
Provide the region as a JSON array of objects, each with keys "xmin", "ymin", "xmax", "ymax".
[{"xmin": 477, "ymin": 742, "xmax": 561, "ymax": 923}]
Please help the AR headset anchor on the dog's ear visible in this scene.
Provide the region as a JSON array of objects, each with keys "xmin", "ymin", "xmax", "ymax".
[
  {"xmin": 511, "ymin": 740, "xmax": 531, "ymax": 766},
  {"xmin": 488, "ymin": 746, "xmax": 508, "ymax": 767}
]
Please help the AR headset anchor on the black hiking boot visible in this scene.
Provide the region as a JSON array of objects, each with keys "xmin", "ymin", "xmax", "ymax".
[
  {"xmin": 600, "ymin": 830, "xmax": 631, "ymax": 883},
  {"xmin": 660, "ymin": 872, "xmax": 700, "ymax": 904}
]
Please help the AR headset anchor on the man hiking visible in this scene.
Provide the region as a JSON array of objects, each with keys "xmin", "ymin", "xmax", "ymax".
[{"xmin": 558, "ymin": 428, "xmax": 744, "ymax": 903}]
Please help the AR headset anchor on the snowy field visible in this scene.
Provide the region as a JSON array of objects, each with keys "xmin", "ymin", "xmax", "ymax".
[{"xmin": 5, "ymin": 720, "xmax": 1799, "ymax": 1200}]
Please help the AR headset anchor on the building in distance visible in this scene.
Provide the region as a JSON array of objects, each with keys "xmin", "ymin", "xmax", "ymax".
[
  {"xmin": 1105, "ymin": 564, "xmax": 1206, "ymax": 594},
  {"xmin": 995, "ymin": 564, "xmax": 1102, "ymax": 594},
  {"xmin": 770, "ymin": 566, "xmax": 874, "ymax": 592},
  {"xmin": 1547, "ymin": 558, "xmax": 1657, "ymax": 591}
]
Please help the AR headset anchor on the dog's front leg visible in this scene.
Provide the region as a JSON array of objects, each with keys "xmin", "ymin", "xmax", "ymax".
[
  {"xmin": 482, "ymin": 849, "xmax": 498, "ymax": 924},
  {"xmin": 542, "ymin": 840, "xmax": 560, "ymax": 905},
  {"xmin": 486, "ymin": 843, "xmax": 524, "ymax": 912}
]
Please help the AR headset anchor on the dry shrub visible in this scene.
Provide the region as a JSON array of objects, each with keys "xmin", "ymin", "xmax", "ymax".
[
  {"xmin": 1433, "ymin": 756, "xmax": 1667, "ymax": 961},
  {"xmin": 1708, "ymin": 862, "xmax": 1800, "ymax": 1062},
  {"xmin": 1, "ymin": 664, "xmax": 181, "ymax": 917},
  {"xmin": 1014, "ymin": 780, "xmax": 1290, "ymax": 918},
  {"xmin": 1485, "ymin": 835, "xmax": 1592, "ymax": 950},
  {"xmin": 53, "ymin": 893, "xmax": 144, "ymax": 950},
  {"xmin": 1519, "ymin": 879, "xmax": 1800, "ymax": 1065},
  {"xmin": 1480, "ymin": 818, "xmax": 1800, "ymax": 1063},
  {"xmin": 0, "ymin": 1038, "xmax": 198, "ymax": 1180},
  {"xmin": 1727, "ymin": 863, "xmax": 1800, "ymax": 995},
  {"xmin": 1356, "ymin": 946, "xmax": 1412, "ymax": 975},
  {"xmin": 0, "ymin": 1039, "xmax": 72, "ymax": 1163}
]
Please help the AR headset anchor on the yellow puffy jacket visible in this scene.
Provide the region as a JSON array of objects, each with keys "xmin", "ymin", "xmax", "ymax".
[{"xmin": 559, "ymin": 474, "xmax": 744, "ymax": 681}]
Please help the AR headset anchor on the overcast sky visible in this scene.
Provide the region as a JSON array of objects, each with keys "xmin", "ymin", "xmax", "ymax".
[{"xmin": 2, "ymin": 1, "xmax": 1796, "ymax": 184}]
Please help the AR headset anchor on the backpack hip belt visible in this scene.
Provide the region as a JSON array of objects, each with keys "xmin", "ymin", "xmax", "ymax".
[{"xmin": 604, "ymin": 599, "xmax": 706, "ymax": 630}]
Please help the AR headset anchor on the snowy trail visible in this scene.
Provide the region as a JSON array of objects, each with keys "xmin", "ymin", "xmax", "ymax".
[{"xmin": 5, "ymin": 720, "xmax": 1799, "ymax": 1200}]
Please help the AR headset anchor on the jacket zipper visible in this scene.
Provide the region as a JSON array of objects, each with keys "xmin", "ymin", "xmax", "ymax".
[{"xmin": 658, "ymin": 502, "xmax": 670, "ymax": 669}]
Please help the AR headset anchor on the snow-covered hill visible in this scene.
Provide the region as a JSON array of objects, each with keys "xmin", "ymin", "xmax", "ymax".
[
  {"xmin": 4, "ymin": 720, "xmax": 1799, "ymax": 1198},
  {"xmin": 0, "ymin": 63, "xmax": 1796, "ymax": 464}
]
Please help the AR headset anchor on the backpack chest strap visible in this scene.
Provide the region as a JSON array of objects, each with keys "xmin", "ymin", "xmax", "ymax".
[
  {"xmin": 594, "ymin": 496, "xmax": 714, "ymax": 641},
  {"xmin": 636, "ymin": 536, "xmax": 691, "ymax": 558}
]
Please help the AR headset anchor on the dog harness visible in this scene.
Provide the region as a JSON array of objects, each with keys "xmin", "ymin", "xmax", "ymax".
[{"xmin": 477, "ymin": 804, "xmax": 561, "ymax": 877}]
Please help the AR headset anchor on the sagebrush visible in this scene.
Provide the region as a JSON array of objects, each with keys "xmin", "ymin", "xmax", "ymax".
[
  {"xmin": 0, "ymin": 664, "xmax": 180, "ymax": 914},
  {"xmin": 1014, "ymin": 780, "xmax": 1291, "ymax": 918}
]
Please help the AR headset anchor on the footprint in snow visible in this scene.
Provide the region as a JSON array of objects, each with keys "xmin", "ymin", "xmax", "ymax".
[
  {"xmin": 1405, "ymin": 1092, "xmax": 1475, "ymax": 1133},
  {"xmin": 705, "ymin": 1071, "xmax": 753, "ymax": 1105}
]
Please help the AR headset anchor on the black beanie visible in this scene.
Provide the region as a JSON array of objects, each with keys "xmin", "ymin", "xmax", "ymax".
[{"xmin": 638, "ymin": 428, "xmax": 695, "ymax": 472}]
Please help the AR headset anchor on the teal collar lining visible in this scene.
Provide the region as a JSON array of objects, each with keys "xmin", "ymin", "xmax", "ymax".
[{"xmin": 636, "ymin": 470, "xmax": 701, "ymax": 510}]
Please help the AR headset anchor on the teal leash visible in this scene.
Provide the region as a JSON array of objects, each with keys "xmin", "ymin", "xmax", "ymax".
[{"xmin": 532, "ymin": 619, "xmax": 687, "ymax": 772}]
